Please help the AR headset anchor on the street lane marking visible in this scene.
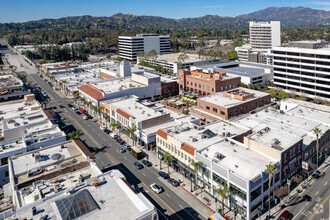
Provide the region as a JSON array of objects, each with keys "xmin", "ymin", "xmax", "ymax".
[
  {"xmin": 123, "ymin": 156, "xmax": 127, "ymax": 160},
  {"xmin": 64, "ymin": 110, "xmax": 180, "ymax": 219},
  {"xmin": 315, "ymin": 191, "xmax": 319, "ymax": 195},
  {"xmin": 142, "ymin": 172, "xmax": 146, "ymax": 177},
  {"xmin": 178, "ymin": 204, "xmax": 199, "ymax": 220},
  {"xmin": 103, "ymin": 138, "xmax": 106, "ymax": 142},
  {"xmin": 141, "ymin": 182, "xmax": 182, "ymax": 220},
  {"xmin": 166, "ymin": 193, "xmax": 171, "ymax": 198},
  {"xmin": 305, "ymin": 202, "xmax": 309, "ymax": 206},
  {"xmin": 308, "ymin": 194, "xmax": 330, "ymax": 220},
  {"xmin": 324, "ymin": 182, "xmax": 328, "ymax": 186}
]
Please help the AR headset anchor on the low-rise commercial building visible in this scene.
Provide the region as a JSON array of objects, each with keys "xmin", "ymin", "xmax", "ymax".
[
  {"xmin": 196, "ymin": 88, "xmax": 271, "ymax": 120},
  {"xmin": 194, "ymin": 61, "xmax": 273, "ymax": 86},
  {"xmin": 41, "ymin": 62, "xmax": 79, "ymax": 73},
  {"xmin": 178, "ymin": 69, "xmax": 241, "ymax": 96},
  {"xmin": 78, "ymin": 72, "xmax": 162, "ymax": 107},
  {"xmin": 0, "ymin": 141, "xmax": 158, "ymax": 220},
  {"xmin": 0, "ymin": 74, "xmax": 29, "ymax": 102},
  {"xmin": 138, "ymin": 53, "xmax": 222, "ymax": 75}
]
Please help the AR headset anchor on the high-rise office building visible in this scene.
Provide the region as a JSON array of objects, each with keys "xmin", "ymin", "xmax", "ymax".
[
  {"xmin": 119, "ymin": 34, "xmax": 170, "ymax": 61},
  {"xmin": 271, "ymin": 41, "xmax": 330, "ymax": 101}
]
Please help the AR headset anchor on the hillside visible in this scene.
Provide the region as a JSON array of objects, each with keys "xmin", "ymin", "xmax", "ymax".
[{"xmin": 238, "ymin": 7, "xmax": 330, "ymax": 26}]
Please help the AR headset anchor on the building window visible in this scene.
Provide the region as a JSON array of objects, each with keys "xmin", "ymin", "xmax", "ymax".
[
  {"xmin": 199, "ymin": 84, "xmax": 201, "ymax": 88},
  {"xmin": 212, "ymin": 88, "xmax": 214, "ymax": 92},
  {"xmin": 208, "ymin": 86, "xmax": 210, "ymax": 91},
  {"xmin": 251, "ymin": 186, "xmax": 261, "ymax": 202},
  {"xmin": 187, "ymin": 81, "xmax": 189, "ymax": 85},
  {"xmin": 284, "ymin": 153, "xmax": 287, "ymax": 163},
  {"xmin": 213, "ymin": 107, "xmax": 218, "ymax": 113},
  {"xmin": 191, "ymin": 82, "xmax": 193, "ymax": 86},
  {"xmin": 195, "ymin": 83, "xmax": 197, "ymax": 87},
  {"xmin": 206, "ymin": 105, "xmax": 210, "ymax": 110},
  {"xmin": 220, "ymin": 110, "xmax": 225, "ymax": 115},
  {"xmin": 203, "ymin": 85, "xmax": 206, "ymax": 89},
  {"xmin": 5, "ymin": 171, "xmax": 9, "ymax": 177},
  {"xmin": 199, "ymin": 103, "xmax": 203, "ymax": 108}
]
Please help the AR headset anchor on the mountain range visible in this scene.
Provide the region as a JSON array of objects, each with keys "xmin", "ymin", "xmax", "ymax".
[{"xmin": 0, "ymin": 7, "xmax": 329, "ymax": 33}]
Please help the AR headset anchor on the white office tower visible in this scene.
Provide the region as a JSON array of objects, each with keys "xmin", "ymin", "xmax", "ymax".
[
  {"xmin": 272, "ymin": 42, "xmax": 330, "ymax": 101},
  {"xmin": 249, "ymin": 21, "xmax": 281, "ymax": 50},
  {"xmin": 119, "ymin": 60, "xmax": 131, "ymax": 77},
  {"xmin": 119, "ymin": 34, "xmax": 170, "ymax": 61}
]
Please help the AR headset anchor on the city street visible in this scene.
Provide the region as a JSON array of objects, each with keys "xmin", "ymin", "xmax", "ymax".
[{"xmin": 0, "ymin": 41, "xmax": 212, "ymax": 220}]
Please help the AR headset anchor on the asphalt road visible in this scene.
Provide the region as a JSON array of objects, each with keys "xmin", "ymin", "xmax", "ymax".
[
  {"xmin": 1, "ymin": 42, "xmax": 208, "ymax": 220},
  {"xmin": 282, "ymin": 164, "xmax": 329, "ymax": 220}
]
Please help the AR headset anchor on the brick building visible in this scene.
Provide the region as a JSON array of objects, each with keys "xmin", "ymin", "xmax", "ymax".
[
  {"xmin": 178, "ymin": 69, "xmax": 241, "ymax": 95},
  {"xmin": 196, "ymin": 88, "xmax": 271, "ymax": 120}
]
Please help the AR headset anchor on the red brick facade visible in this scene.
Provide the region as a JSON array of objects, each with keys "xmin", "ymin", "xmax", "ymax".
[
  {"xmin": 178, "ymin": 70, "xmax": 241, "ymax": 95},
  {"xmin": 161, "ymin": 81, "xmax": 179, "ymax": 97}
]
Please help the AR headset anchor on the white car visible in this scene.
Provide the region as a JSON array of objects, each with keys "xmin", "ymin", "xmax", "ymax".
[
  {"xmin": 82, "ymin": 115, "xmax": 88, "ymax": 120},
  {"xmin": 150, "ymin": 183, "xmax": 162, "ymax": 194},
  {"xmin": 100, "ymin": 126, "xmax": 106, "ymax": 130},
  {"xmin": 110, "ymin": 132, "xmax": 118, "ymax": 139},
  {"xmin": 71, "ymin": 106, "xmax": 78, "ymax": 111}
]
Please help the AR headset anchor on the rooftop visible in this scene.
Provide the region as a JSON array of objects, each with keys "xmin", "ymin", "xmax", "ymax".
[
  {"xmin": 194, "ymin": 61, "xmax": 272, "ymax": 78},
  {"xmin": 7, "ymin": 170, "xmax": 157, "ymax": 220},
  {"xmin": 199, "ymin": 87, "xmax": 270, "ymax": 108},
  {"xmin": 11, "ymin": 140, "xmax": 94, "ymax": 186},
  {"xmin": 142, "ymin": 53, "xmax": 211, "ymax": 63},
  {"xmin": 199, "ymin": 140, "xmax": 277, "ymax": 180},
  {"xmin": 102, "ymin": 96, "xmax": 168, "ymax": 123},
  {"xmin": 163, "ymin": 120, "xmax": 249, "ymax": 151},
  {"xmin": 0, "ymin": 75, "xmax": 23, "ymax": 88}
]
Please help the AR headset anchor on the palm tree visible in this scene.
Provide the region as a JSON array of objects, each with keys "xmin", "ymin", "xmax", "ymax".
[
  {"xmin": 86, "ymin": 101, "xmax": 92, "ymax": 112},
  {"xmin": 67, "ymin": 130, "xmax": 84, "ymax": 140},
  {"xmin": 313, "ymin": 127, "xmax": 323, "ymax": 167},
  {"xmin": 190, "ymin": 161, "xmax": 203, "ymax": 192},
  {"xmin": 110, "ymin": 122, "xmax": 118, "ymax": 132},
  {"xmin": 80, "ymin": 97, "xmax": 86, "ymax": 106},
  {"xmin": 126, "ymin": 125, "xmax": 137, "ymax": 146},
  {"xmin": 265, "ymin": 164, "xmax": 278, "ymax": 219},
  {"xmin": 162, "ymin": 152, "xmax": 172, "ymax": 174},
  {"xmin": 214, "ymin": 185, "xmax": 229, "ymax": 214},
  {"xmin": 41, "ymin": 100, "xmax": 49, "ymax": 109},
  {"xmin": 61, "ymin": 80, "xmax": 67, "ymax": 94},
  {"xmin": 96, "ymin": 106, "xmax": 103, "ymax": 121}
]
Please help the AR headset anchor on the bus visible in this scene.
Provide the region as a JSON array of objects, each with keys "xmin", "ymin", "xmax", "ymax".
[
  {"xmin": 208, "ymin": 213, "xmax": 226, "ymax": 220},
  {"xmin": 130, "ymin": 146, "xmax": 143, "ymax": 160}
]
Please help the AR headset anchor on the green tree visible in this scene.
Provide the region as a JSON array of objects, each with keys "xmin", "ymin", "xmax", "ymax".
[
  {"xmin": 95, "ymin": 106, "xmax": 103, "ymax": 120},
  {"xmin": 126, "ymin": 125, "xmax": 137, "ymax": 146},
  {"xmin": 265, "ymin": 164, "xmax": 278, "ymax": 219},
  {"xmin": 147, "ymin": 49, "xmax": 158, "ymax": 61},
  {"xmin": 41, "ymin": 100, "xmax": 49, "ymax": 109},
  {"xmin": 110, "ymin": 122, "xmax": 118, "ymax": 131},
  {"xmin": 226, "ymin": 51, "xmax": 238, "ymax": 60},
  {"xmin": 232, "ymin": 37, "xmax": 243, "ymax": 48},
  {"xmin": 313, "ymin": 127, "xmax": 323, "ymax": 167},
  {"xmin": 190, "ymin": 161, "xmax": 203, "ymax": 191},
  {"xmin": 80, "ymin": 97, "xmax": 86, "ymax": 105},
  {"xmin": 266, "ymin": 89, "xmax": 277, "ymax": 99},
  {"xmin": 277, "ymin": 91, "xmax": 289, "ymax": 100},
  {"xmin": 67, "ymin": 130, "xmax": 84, "ymax": 140},
  {"xmin": 214, "ymin": 185, "xmax": 229, "ymax": 214},
  {"xmin": 86, "ymin": 101, "xmax": 92, "ymax": 112},
  {"xmin": 162, "ymin": 152, "xmax": 172, "ymax": 174}
]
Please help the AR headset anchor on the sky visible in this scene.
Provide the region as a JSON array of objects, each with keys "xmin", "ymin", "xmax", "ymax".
[{"xmin": 0, "ymin": 0, "xmax": 329, "ymax": 23}]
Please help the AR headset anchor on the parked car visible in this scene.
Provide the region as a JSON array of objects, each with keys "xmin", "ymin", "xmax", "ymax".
[
  {"xmin": 72, "ymin": 106, "xmax": 78, "ymax": 111},
  {"xmin": 67, "ymin": 104, "xmax": 73, "ymax": 108},
  {"xmin": 167, "ymin": 178, "xmax": 179, "ymax": 187},
  {"xmin": 122, "ymin": 143, "xmax": 130, "ymax": 150},
  {"xmin": 278, "ymin": 210, "xmax": 293, "ymax": 220},
  {"xmin": 150, "ymin": 183, "xmax": 162, "ymax": 194},
  {"xmin": 76, "ymin": 111, "xmax": 82, "ymax": 115},
  {"xmin": 117, "ymin": 147, "xmax": 126, "ymax": 153},
  {"xmin": 100, "ymin": 126, "xmax": 106, "ymax": 130},
  {"xmin": 104, "ymin": 129, "xmax": 110, "ymax": 134},
  {"xmin": 142, "ymin": 160, "xmax": 152, "ymax": 167},
  {"xmin": 82, "ymin": 115, "xmax": 88, "ymax": 120},
  {"xmin": 133, "ymin": 162, "xmax": 143, "ymax": 170},
  {"xmin": 59, "ymin": 105, "xmax": 64, "ymax": 108},
  {"xmin": 158, "ymin": 171, "xmax": 169, "ymax": 179},
  {"xmin": 110, "ymin": 132, "xmax": 118, "ymax": 139}
]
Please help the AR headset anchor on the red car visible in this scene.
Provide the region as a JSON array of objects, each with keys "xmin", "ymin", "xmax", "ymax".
[
  {"xmin": 79, "ymin": 109, "xmax": 87, "ymax": 114},
  {"xmin": 278, "ymin": 210, "xmax": 293, "ymax": 220}
]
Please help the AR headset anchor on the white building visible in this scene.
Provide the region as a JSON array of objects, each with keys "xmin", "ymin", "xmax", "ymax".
[
  {"xmin": 236, "ymin": 21, "xmax": 281, "ymax": 64},
  {"xmin": 0, "ymin": 140, "xmax": 157, "ymax": 219},
  {"xmin": 138, "ymin": 53, "xmax": 222, "ymax": 75},
  {"xmin": 78, "ymin": 72, "xmax": 162, "ymax": 107},
  {"xmin": 271, "ymin": 45, "xmax": 330, "ymax": 101},
  {"xmin": 119, "ymin": 34, "xmax": 170, "ymax": 61}
]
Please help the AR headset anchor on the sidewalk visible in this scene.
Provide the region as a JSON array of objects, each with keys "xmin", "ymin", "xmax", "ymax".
[{"xmin": 260, "ymin": 156, "xmax": 330, "ymax": 220}]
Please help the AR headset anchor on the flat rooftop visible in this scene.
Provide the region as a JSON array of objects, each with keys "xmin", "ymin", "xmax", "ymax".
[
  {"xmin": 102, "ymin": 96, "xmax": 168, "ymax": 123},
  {"xmin": 199, "ymin": 140, "xmax": 277, "ymax": 180},
  {"xmin": 0, "ymin": 75, "xmax": 23, "ymax": 88},
  {"xmin": 195, "ymin": 61, "xmax": 272, "ymax": 78},
  {"xmin": 145, "ymin": 53, "xmax": 207, "ymax": 63},
  {"xmin": 273, "ymin": 46, "xmax": 330, "ymax": 53},
  {"xmin": 199, "ymin": 87, "xmax": 270, "ymax": 108},
  {"xmin": 164, "ymin": 120, "xmax": 249, "ymax": 150},
  {"xmin": 11, "ymin": 140, "xmax": 92, "ymax": 186},
  {"xmin": 9, "ymin": 170, "xmax": 156, "ymax": 220},
  {"xmin": 0, "ymin": 137, "xmax": 26, "ymax": 155},
  {"xmin": 233, "ymin": 100, "xmax": 330, "ymax": 147},
  {"xmin": 90, "ymin": 77, "xmax": 146, "ymax": 94}
]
